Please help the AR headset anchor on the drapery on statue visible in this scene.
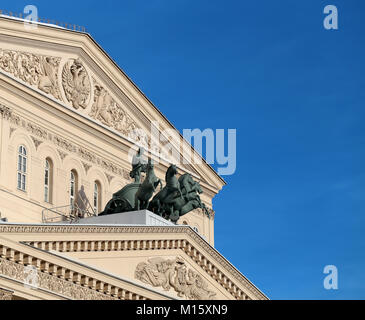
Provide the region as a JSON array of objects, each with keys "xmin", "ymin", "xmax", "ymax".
[
  {"xmin": 99, "ymin": 149, "xmax": 207, "ymax": 223},
  {"xmin": 129, "ymin": 147, "xmax": 147, "ymax": 183}
]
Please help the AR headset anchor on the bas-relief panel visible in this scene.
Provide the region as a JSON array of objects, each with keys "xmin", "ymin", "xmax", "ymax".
[
  {"xmin": 65, "ymin": 252, "xmax": 227, "ymax": 300},
  {"xmin": 0, "ymin": 47, "xmax": 169, "ymax": 161},
  {"xmin": 135, "ymin": 256, "xmax": 218, "ymax": 300}
]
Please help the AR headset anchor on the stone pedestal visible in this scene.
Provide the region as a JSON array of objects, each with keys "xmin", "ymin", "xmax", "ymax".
[{"xmin": 71, "ymin": 210, "xmax": 174, "ymax": 227}]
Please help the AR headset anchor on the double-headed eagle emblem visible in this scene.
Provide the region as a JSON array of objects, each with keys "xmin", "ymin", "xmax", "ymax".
[{"xmin": 62, "ymin": 59, "xmax": 91, "ymax": 109}]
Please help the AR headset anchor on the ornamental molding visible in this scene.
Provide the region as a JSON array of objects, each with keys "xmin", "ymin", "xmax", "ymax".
[
  {"xmin": 1, "ymin": 104, "xmax": 131, "ymax": 179},
  {"xmin": 31, "ymin": 136, "xmax": 43, "ymax": 150},
  {"xmin": 105, "ymin": 173, "xmax": 115, "ymax": 184},
  {"xmin": 0, "ymin": 104, "xmax": 12, "ymax": 119},
  {"xmin": 57, "ymin": 150, "xmax": 68, "ymax": 161},
  {"xmin": 9, "ymin": 127, "xmax": 17, "ymax": 138},
  {"xmin": 0, "ymin": 288, "xmax": 13, "ymax": 300},
  {"xmin": 196, "ymin": 207, "xmax": 215, "ymax": 220},
  {"xmin": 0, "ymin": 243, "xmax": 157, "ymax": 300},
  {"xmin": 135, "ymin": 257, "xmax": 217, "ymax": 300},
  {"xmin": 0, "ymin": 258, "xmax": 114, "ymax": 300},
  {"xmin": 82, "ymin": 162, "xmax": 92, "ymax": 174},
  {"xmin": 0, "ymin": 224, "xmax": 267, "ymax": 300}
]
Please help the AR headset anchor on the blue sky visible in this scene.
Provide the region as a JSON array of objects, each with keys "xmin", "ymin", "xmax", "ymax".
[{"xmin": 5, "ymin": 0, "xmax": 365, "ymax": 299}]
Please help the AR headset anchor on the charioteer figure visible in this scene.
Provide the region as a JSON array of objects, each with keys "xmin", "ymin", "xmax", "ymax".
[
  {"xmin": 100, "ymin": 149, "xmax": 206, "ymax": 223},
  {"xmin": 130, "ymin": 147, "xmax": 147, "ymax": 183}
]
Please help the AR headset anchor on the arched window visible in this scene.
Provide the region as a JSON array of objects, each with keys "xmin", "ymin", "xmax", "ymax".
[
  {"xmin": 17, "ymin": 145, "xmax": 27, "ymax": 191},
  {"xmin": 44, "ymin": 159, "xmax": 53, "ymax": 203},
  {"xmin": 70, "ymin": 170, "xmax": 78, "ymax": 207},
  {"xmin": 93, "ymin": 181, "xmax": 101, "ymax": 214}
]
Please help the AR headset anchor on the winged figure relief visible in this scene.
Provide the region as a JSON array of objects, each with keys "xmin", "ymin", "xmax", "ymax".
[
  {"xmin": 62, "ymin": 59, "xmax": 91, "ymax": 110},
  {"xmin": 89, "ymin": 84, "xmax": 114, "ymax": 126},
  {"xmin": 0, "ymin": 49, "xmax": 62, "ymax": 101},
  {"xmin": 38, "ymin": 57, "xmax": 61, "ymax": 99}
]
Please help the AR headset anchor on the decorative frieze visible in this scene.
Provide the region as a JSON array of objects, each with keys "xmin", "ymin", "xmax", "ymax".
[
  {"xmin": 90, "ymin": 81, "xmax": 138, "ymax": 137},
  {"xmin": 1, "ymin": 105, "xmax": 131, "ymax": 179},
  {"xmin": 0, "ymin": 257, "xmax": 114, "ymax": 300},
  {"xmin": 0, "ymin": 48, "xmax": 62, "ymax": 100},
  {"xmin": 0, "ymin": 247, "xmax": 148, "ymax": 300},
  {"xmin": 196, "ymin": 207, "xmax": 215, "ymax": 220},
  {"xmin": 0, "ymin": 104, "xmax": 12, "ymax": 119},
  {"xmin": 135, "ymin": 257, "xmax": 217, "ymax": 300},
  {"xmin": 0, "ymin": 49, "xmax": 175, "ymax": 166}
]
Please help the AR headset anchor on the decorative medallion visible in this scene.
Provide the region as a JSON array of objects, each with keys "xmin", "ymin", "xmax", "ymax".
[{"xmin": 62, "ymin": 59, "xmax": 91, "ymax": 110}]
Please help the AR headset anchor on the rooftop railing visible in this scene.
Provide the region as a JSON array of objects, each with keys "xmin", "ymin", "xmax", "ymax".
[
  {"xmin": 0, "ymin": 9, "xmax": 86, "ymax": 33},
  {"xmin": 42, "ymin": 204, "xmax": 96, "ymax": 224}
]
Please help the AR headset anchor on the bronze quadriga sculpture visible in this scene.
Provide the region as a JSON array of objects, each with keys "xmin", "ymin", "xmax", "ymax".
[{"xmin": 100, "ymin": 149, "xmax": 207, "ymax": 224}]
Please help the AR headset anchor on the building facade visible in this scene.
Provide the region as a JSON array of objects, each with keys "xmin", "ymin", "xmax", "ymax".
[{"xmin": 0, "ymin": 16, "xmax": 267, "ymax": 300}]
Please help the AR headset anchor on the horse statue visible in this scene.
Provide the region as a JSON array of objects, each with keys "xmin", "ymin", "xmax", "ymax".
[
  {"xmin": 148, "ymin": 165, "xmax": 182, "ymax": 216},
  {"xmin": 162, "ymin": 180, "xmax": 204, "ymax": 223},
  {"xmin": 100, "ymin": 154, "xmax": 207, "ymax": 223},
  {"xmin": 135, "ymin": 159, "xmax": 162, "ymax": 210},
  {"xmin": 179, "ymin": 174, "xmax": 203, "ymax": 196},
  {"xmin": 149, "ymin": 167, "xmax": 206, "ymax": 224}
]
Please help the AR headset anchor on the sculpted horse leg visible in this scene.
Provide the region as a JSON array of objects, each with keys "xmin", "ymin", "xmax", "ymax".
[{"xmin": 135, "ymin": 194, "xmax": 140, "ymax": 211}]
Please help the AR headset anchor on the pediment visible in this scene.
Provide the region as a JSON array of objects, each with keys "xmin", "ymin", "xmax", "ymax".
[{"xmin": 0, "ymin": 17, "xmax": 225, "ymax": 193}]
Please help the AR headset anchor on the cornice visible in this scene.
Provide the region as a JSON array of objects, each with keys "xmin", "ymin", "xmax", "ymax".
[
  {"xmin": 0, "ymin": 237, "xmax": 172, "ymax": 300},
  {"xmin": 0, "ymin": 223, "xmax": 268, "ymax": 300}
]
